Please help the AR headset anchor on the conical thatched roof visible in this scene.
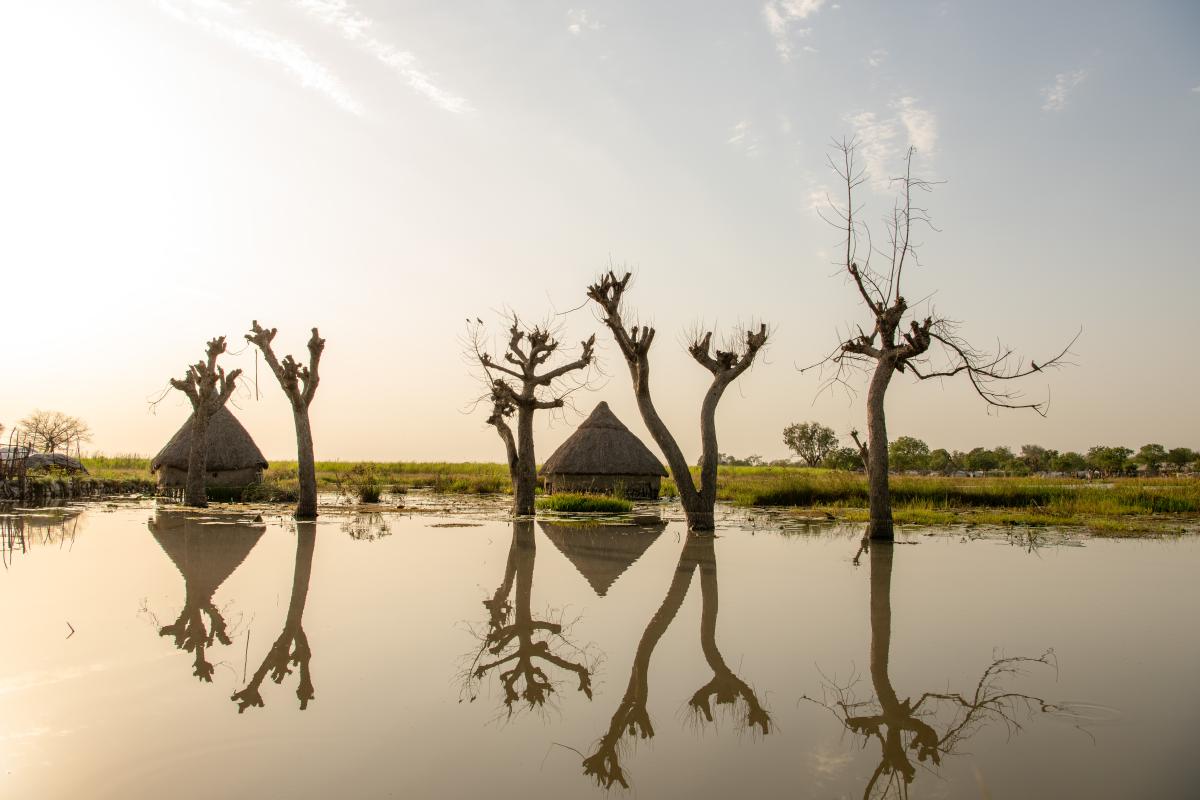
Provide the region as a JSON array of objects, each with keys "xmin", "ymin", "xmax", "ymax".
[
  {"xmin": 149, "ymin": 512, "xmax": 265, "ymax": 596},
  {"xmin": 151, "ymin": 407, "xmax": 268, "ymax": 472},
  {"xmin": 539, "ymin": 520, "xmax": 665, "ymax": 596},
  {"xmin": 541, "ymin": 402, "xmax": 666, "ymax": 477}
]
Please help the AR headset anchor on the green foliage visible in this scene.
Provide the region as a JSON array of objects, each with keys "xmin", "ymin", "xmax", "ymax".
[
  {"xmin": 1087, "ymin": 446, "xmax": 1133, "ymax": 476},
  {"xmin": 888, "ymin": 436, "xmax": 931, "ymax": 471},
  {"xmin": 536, "ymin": 493, "xmax": 633, "ymax": 513},
  {"xmin": 822, "ymin": 446, "xmax": 864, "ymax": 471},
  {"xmin": 782, "ymin": 422, "xmax": 839, "ymax": 467},
  {"xmin": 333, "ymin": 463, "xmax": 384, "ymax": 503}
]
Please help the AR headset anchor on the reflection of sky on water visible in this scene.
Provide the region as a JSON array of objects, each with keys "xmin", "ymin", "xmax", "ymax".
[{"xmin": 0, "ymin": 502, "xmax": 1197, "ymax": 798}]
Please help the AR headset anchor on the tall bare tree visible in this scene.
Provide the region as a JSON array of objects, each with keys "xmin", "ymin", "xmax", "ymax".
[
  {"xmin": 169, "ymin": 338, "xmax": 242, "ymax": 508},
  {"xmin": 468, "ymin": 316, "xmax": 595, "ymax": 517},
  {"xmin": 246, "ymin": 322, "xmax": 325, "ymax": 520},
  {"xmin": 586, "ymin": 272, "xmax": 768, "ymax": 531},
  {"xmin": 807, "ymin": 141, "xmax": 1075, "ymax": 541},
  {"xmin": 18, "ymin": 410, "xmax": 92, "ymax": 454}
]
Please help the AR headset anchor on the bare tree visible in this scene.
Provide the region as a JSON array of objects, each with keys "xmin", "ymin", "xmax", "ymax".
[
  {"xmin": 168, "ymin": 338, "xmax": 242, "ymax": 508},
  {"xmin": 467, "ymin": 316, "xmax": 595, "ymax": 517},
  {"xmin": 232, "ymin": 522, "xmax": 317, "ymax": 713},
  {"xmin": 586, "ymin": 272, "xmax": 768, "ymax": 531},
  {"xmin": 246, "ymin": 322, "xmax": 325, "ymax": 520},
  {"xmin": 18, "ymin": 410, "xmax": 92, "ymax": 454},
  {"xmin": 806, "ymin": 141, "xmax": 1075, "ymax": 540}
]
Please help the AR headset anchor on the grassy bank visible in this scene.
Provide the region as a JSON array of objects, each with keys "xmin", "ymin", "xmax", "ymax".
[{"xmin": 79, "ymin": 457, "xmax": 1199, "ymax": 531}]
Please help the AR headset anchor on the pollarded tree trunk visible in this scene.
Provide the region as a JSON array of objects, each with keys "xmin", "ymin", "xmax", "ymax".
[
  {"xmin": 513, "ymin": 405, "xmax": 537, "ymax": 517},
  {"xmin": 865, "ymin": 360, "xmax": 896, "ymax": 541},
  {"xmin": 294, "ymin": 409, "xmax": 318, "ymax": 520},
  {"xmin": 184, "ymin": 412, "xmax": 211, "ymax": 508},
  {"xmin": 169, "ymin": 337, "xmax": 242, "ymax": 509},
  {"xmin": 246, "ymin": 323, "xmax": 324, "ymax": 521}
]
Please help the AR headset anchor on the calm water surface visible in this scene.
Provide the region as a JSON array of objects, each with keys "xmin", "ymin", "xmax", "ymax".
[{"xmin": 2, "ymin": 501, "xmax": 1198, "ymax": 799}]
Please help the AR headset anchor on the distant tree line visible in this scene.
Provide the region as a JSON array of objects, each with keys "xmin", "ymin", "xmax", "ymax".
[{"xmin": 770, "ymin": 421, "xmax": 1198, "ymax": 477}]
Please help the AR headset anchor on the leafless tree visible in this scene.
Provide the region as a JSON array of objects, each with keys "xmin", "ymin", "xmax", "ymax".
[
  {"xmin": 806, "ymin": 140, "xmax": 1076, "ymax": 540},
  {"xmin": 805, "ymin": 541, "xmax": 1064, "ymax": 799},
  {"xmin": 586, "ymin": 272, "xmax": 768, "ymax": 531},
  {"xmin": 462, "ymin": 521, "xmax": 595, "ymax": 716},
  {"xmin": 18, "ymin": 409, "xmax": 92, "ymax": 455},
  {"xmin": 583, "ymin": 533, "xmax": 769, "ymax": 789},
  {"xmin": 232, "ymin": 522, "xmax": 317, "ymax": 713},
  {"xmin": 168, "ymin": 338, "xmax": 242, "ymax": 508},
  {"xmin": 246, "ymin": 322, "xmax": 325, "ymax": 520},
  {"xmin": 467, "ymin": 316, "xmax": 595, "ymax": 517}
]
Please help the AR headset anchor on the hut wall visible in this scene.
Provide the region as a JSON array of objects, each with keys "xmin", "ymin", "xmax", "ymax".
[
  {"xmin": 544, "ymin": 474, "xmax": 661, "ymax": 500},
  {"xmin": 157, "ymin": 466, "xmax": 264, "ymax": 490}
]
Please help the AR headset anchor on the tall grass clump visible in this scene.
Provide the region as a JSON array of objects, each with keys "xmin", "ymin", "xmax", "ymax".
[{"xmin": 536, "ymin": 493, "xmax": 633, "ymax": 513}]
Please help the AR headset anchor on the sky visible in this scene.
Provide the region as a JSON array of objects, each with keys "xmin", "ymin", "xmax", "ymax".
[{"xmin": 1, "ymin": 0, "xmax": 1198, "ymax": 463}]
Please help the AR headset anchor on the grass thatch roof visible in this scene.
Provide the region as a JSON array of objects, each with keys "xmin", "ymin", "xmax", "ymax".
[
  {"xmin": 151, "ymin": 407, "xmax": 268, "ymax": 472},
  {"xmin": 541, "ymin": 402, "xmax": 666, "ymax": 477}
]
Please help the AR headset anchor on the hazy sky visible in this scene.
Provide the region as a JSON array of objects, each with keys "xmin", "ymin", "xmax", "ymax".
[{"xmin": 2, "ymin": 0, "xmax": 1198, "ymax": 462}]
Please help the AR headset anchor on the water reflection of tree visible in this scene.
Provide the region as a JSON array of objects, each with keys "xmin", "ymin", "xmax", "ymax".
[
  {"xmin": 149, "ymin": 511, "xmax": 264, "ymax": 682},
  {"xmin": 811, "ymin": 541, "xmax": 1061, "ymax": 799},
  {"xmin": 463, "ymin": 521, "xmax": 595, "ymax": 716},
  {"xmin": 584, "ymin": 533, "xmax": 770, "ymax": 789},
  {"xmin": 1, "ymin": 506, "xmax": 85, "ymax": 567},
  {"xmin": 232, "ymin": 522, "xmax": 317, "ymax": 712}
]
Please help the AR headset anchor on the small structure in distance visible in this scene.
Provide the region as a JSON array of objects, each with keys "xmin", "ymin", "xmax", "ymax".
[
  {"xmin": 540, "ymin": 402, "xmax": 667, "ymax": 500},
  {"xmin": 151, "ymin": 407, "xmax": 267, "ymax": 494}
]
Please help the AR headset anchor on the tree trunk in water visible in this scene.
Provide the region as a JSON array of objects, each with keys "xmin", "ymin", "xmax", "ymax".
[
  {"xmin": 184, "ymin": 413, "xmax": 210, "ymax": 508},
  {"xmin": 865, "ymin": 361, "xmax": 895, "ymax": 541},
  {"xmin": 294, "ymin": 409, "xmax": 318, "ymax": 520},
  {"xmin": 512, "ymin": 406, "xmax": 537, "ymax": 517}
]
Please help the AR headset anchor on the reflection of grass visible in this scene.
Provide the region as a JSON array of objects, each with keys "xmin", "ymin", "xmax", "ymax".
[{"xmin": 536, "ymin": 493, "xmax": 633, "ymax": 513}]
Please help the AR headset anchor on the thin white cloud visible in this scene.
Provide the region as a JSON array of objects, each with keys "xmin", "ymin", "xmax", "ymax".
[
  {"xmin": 1191, "ymin": 84, "xmax": 1200, "ymax": 94},
  {"xmin": 1041, "ymin": 68, "xmax": 1087, "ymax": 112},
  {"xmin": 762, "ymin": 0, "xmax": 826, "ymax": 62},
  {"xmin": 846, "ymin": 97, "xmax": 938, "ymax": 188},
  {"xmin": 159, "ymin": 0, "xmax": 363, "ymax": 114},
  {"xmin": 867, "ymin": 48, "xmax": 887, "ymax": 68},
  {"xmin": 294, "ymin": 0, "xmax": 470, "ymax": 114},
  {"xmin": 728, "ymin": 119, "xmax": 761, "ymax": 156},
  {"xmin": 566, "ymin": 8, "xmax": 603, "ymax": 36},
  {"xmin": 893, "ymin": 96, "xmax": 938, "ymax": 155}
]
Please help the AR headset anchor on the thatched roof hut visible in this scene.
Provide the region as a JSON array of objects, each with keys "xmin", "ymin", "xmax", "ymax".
[
  {"xmin": 539, "ymin": 520, "xmax": 665, "ymax": 596},
  {"xmin": 540, "ymin": 402, "xmax": 667, "ymax": 499},
  {"xmin": 151, "ymin": 407, "xmax": 268, "ymax": 490}
]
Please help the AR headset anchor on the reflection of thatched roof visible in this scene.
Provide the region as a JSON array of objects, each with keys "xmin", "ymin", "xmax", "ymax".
[
  {"xmin": 149, "ymin": 512, "xmax": 265, "ymax": 595},
  {"xmin": 541, "ymin": 402, "xmax": 666, "ymax": 477},
  {"xmin": 539, "ymin": 520, "xmax": 665, "ymax": 596},
  {"xmin": 150, "ymin": 407, "xmax": 268, "ymax": 472}
]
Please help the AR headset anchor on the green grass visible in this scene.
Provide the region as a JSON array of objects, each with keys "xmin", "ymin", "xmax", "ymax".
[
  {"xmin": 536, "ymin": 493, "xmax": 633, "ymax": 513},
  {"xmin": 75, "ymin": 457, "xmax": 1200, "ymax": 532}
]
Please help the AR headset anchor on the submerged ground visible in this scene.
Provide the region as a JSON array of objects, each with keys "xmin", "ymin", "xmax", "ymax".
[{"xmin": 2, "ymin": 496, "xmax": 1198, "ymax": 798}]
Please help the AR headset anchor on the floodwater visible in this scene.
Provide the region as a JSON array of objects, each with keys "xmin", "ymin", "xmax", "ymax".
[{"xmin": 2, "ymin": 500, "xmax": 1198, "ymax": 799}]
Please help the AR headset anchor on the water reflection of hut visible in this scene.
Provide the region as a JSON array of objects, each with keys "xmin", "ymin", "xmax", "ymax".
[
  {"xmin": 540, "ymin": 402, "xmax": 667, "ymax": 499},
  {"xmin": 149, "ymin": 511, "xmax": 265, "ymax": 681},
  {"xmin": 539, "ymin": 520, "xmax": 665, "ymax": 596},
  {"xmin": 150, "ymin": 407, "xmax": 268, "ymax": 492}
]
